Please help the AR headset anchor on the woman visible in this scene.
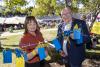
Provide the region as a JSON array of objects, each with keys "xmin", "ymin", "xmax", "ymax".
[{"xmin": 19, "ymin": 16, "xmax": 46, "ymax": 67}]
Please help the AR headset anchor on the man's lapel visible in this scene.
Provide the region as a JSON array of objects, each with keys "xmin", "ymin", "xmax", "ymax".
[{"xmin": 71, "ymin": 18, "xmax": 76, "ymax": 31}]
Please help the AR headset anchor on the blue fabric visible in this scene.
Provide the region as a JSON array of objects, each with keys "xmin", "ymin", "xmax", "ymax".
[
  {"xmin": 38, "ymin": 48, "xmax": 46, "ymax": 61},
  {"xmin": 64, "ymin": 30, "xmax": 71, "ymax": 36},
  {"xmin": 15, "ymin": 48, "xmax": 28, "ymax": 61},
  {"xmin": 15, "ymin": 48, "xmax": 22, "ymax": 57},
  {"xmin": 52, "ymin": 38, "xmax": 62, "ymax": 51},
  {"xmin": 76, "ymin": 34, "xmax": 83, "ymax": 44},
  {"xmin": 23, "ymin": 52, "xmax": 28, "ymax": 61},
  {"xmin": 3, "ymin": 50, "xmax": 12, "ymax": 63},
  {"xmin": 74, "ymin": 30, "xmax": 81, "ymax": 39}
]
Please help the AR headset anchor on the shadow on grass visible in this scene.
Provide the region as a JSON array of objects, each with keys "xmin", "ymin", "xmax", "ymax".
[
  {"xmin": 3, "ymin": 45, "xmax": 18, "ymax": 47},
  {"xmin": 86, "ymin": 51, "xmax": 100, "ymax": 60},
  {"xmin": 0, "ymin": 47, "xmax": 4, "ymax": 52},
  {"xmin": 0, "ymin": 38, "xmax": 8, "ymax": 40},
  {"xmin": 86, "ymin": 44, "xmax": 100, "ymax": 60},
  {"xmin": 0, "ymin": 45, "xmax": 18, "ymax": 53}
]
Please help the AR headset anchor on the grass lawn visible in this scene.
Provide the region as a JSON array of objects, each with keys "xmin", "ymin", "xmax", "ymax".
[
  {"xmin": 0, "ymin": 28, "xmax": 57, "ymax": 49},
  {"xmin": 0, "ymin": 28, "xmax": 100, "ymax": 54},
  {"xmin": 1, "ymin": 35, "xmax": 22, "ymax": 49}
]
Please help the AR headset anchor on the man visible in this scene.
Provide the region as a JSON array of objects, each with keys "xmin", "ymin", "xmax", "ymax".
[{"xmin": 57, "ymin": 7, "xmax": 91, "ymax": 67}]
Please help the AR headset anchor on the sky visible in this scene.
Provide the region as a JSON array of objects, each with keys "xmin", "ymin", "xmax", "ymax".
[
  {"xmin": 25, "ymin": 0, "xmax": 35, "ymax": 8},
  {"xmin": 0, "ymin": 0, "xmax": 4, "ymax": 6}
]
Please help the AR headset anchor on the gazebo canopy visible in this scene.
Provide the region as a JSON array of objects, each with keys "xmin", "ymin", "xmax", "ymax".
[{"xmin": 0, "ymin": 16, "xmax": 25, "ymax": 24}]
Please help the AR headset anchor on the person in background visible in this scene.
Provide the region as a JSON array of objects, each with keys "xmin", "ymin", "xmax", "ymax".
[
  {"xmin": 3, "ymin": 23, "xmax": 7, "ymax": 32},
  {"xmin": 57, "ymin": 7, "xmax": 91, "ymax": 67},
  {"xmin": 92, "ymin": 34, "xmax": 97, "ymax": 48},
  {"xmin": 0, "ymin": 24, "xmax": 3, "ymax": 32}
]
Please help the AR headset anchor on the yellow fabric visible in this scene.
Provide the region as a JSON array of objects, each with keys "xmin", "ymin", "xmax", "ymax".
[
  {"xmin": 45, "ymin": 55, "xmax": 51, "ymax": 61},
  {"xmin": 91, "ymin": 22, "xmax": 100, "ymax": 34},
  {"xmin": 31, "ymin": 50, "xmax": 37, "ymax": 56},
  {"xmin": 36, "ymin": 43, "xmax": 49, "ymax": 48},
  {"xmin": 74, "ymin": 24, "xmax": 78, "ymax": 29},
  {"xmin": 16, "ymin": 57, "xmax": 25, "ymax": 67}
]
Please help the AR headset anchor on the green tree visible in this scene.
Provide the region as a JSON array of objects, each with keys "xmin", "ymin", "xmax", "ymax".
[
  {"xmin": 64, "ymin": 0, "xmax": 79, "ymax": 12},
  {"xmin": 65, "ymin": 0, "xmax": 100, "ymax": 30},
  {"xmin": 55, "ymin": 3, "xmax": 65, "ymax": 15},
  {"xmin": 31, "ymin": 0, "xmax": 65, "ymax": 16},
  {"xmin": 81, "ymin": 0, "xmax": 100, "ymax": 30},
  {"xmin": 4, "ymin": 0, "xmax": 27, "ymax": 16},
  {"xmin": 4, "ymin": 0, "xmax": 27, "ymax": 8}
]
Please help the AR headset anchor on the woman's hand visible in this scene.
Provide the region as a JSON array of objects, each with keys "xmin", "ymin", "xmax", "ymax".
[{"xmin": 27, "ymin": 52, "xmax": 33, "ymax": 60}]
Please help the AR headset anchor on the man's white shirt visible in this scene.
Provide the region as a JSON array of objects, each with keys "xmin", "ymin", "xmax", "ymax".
[{"xmin": 62, "ymin": 21, "xmax": 72, "ymax": 56}]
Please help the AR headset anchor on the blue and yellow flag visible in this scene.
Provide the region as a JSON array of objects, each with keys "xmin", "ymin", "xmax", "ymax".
[
  {"xmin": 52, "ymin": 38, "xmax": 61, "ymax": 51},
  {"xmin": 38, "ymin": 48, "xmax": 46, "ymax": 61},
  {"xmin": 3, "ymin": 50, "xmax": 12, "ymax": 63},
  {"xmin": 16, "ymin": 57, "xmax": 25, "ymax": 67}
]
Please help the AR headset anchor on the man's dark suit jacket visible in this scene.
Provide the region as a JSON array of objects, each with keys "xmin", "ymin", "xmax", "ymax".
[{"xmin": 57, "ymin": 18, "xmax": 91, "ymax": 65}]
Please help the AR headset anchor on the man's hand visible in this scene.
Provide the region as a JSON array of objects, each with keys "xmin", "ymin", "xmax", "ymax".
[
  {"xmin": 59, "ymin": 50, "xmax": 66, "ymax": 57},
  {"xmin": 70, "ymin": 33, "xmax": 74, "ymax": 39}
]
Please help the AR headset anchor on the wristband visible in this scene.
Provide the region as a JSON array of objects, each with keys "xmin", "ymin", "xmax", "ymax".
[{"xmin": 31, "ymin": 50, "xmax": 37, "ymax": 56}]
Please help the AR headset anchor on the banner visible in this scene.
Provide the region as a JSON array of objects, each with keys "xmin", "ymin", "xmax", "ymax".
[
  {"xmin": 38, "ymin": 48, "xmax": 46, "ymax": 61},
  {"xmin": 15, "ymin": 48, "xmax": 22, "ymax": 57},
  {"xmin": 3, "ymin": 50, "xmax": 12, "ymax": 63},
  {"xmin": 16, "ymin": 57, "xmax": 24, "ymax": 67},
  {"xmin": 74, "ymin": 30, "xmax": 81, "ymax": 39},
  {"xmin": 52, "ymin": 38, "xmax": 61, "ymax": 51},
  {"xmin": 76, "ymin": 34, "xmax": 83, "ymax": 44},
  {"xmin": 15, "ymin": 48, "xmax": 28, "ymax": 61}
]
